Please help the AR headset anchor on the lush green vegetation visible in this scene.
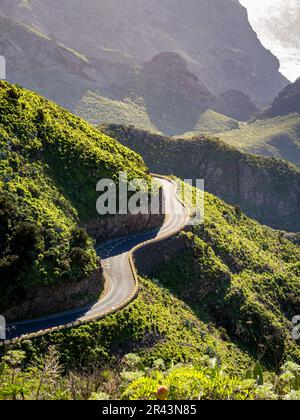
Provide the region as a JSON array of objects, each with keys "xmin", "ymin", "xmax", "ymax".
[
  {"xmin": 217, "ymin": 114, "xmax": 300, "ymax": 167},
  {"xmin": 1, "ymin": 82, "xmax": 299, "ymax": 400},
  {"xmin": 10, "ymin": 277, "xmax": 252, "ymax": 372},
  {"xmin": 0, "ymin": 81, "xmax": 150, "ymax": 311},
  {"xmin": 155, "ymin": 181, "xmax": 300, "ymax": 367},
  {"xmin": 1, "ymin": 181, "xmax": 299, "ymax": 399},
  {"xmin": 1, "ymin": 348, "xmax": 300, "ymax": 400}
]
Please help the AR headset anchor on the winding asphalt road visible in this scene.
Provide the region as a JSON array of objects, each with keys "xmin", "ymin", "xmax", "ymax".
[{"xmin": 6, "ymin": 178, "xmax": 188, "ymax": 340}]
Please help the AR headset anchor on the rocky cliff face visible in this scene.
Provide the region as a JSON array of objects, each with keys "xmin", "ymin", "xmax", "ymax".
[
  {"xmin": 4, "ymin": 268, "xmax": 104, "ymax": 322},
  {"xmin": 127, "ymin": 52, "xmax": 257, "ymax": 134},
  {"xmin": 0, "ymin": 15, "xmax": 94, "ymax": 109},
  {"xmin": 85, "ymin": 211, "xmax": 165, "ymax": 244},
  {"xmin": 103, "ymin": 124, "xmax": 300, "ymax": 232},
  {"xmin": 4, "ymin": 210, "xmax": 164, "ymax": 322},
  {"xmin": 0, "ymin": 0, "xmax": 288, "ymax": 105}
]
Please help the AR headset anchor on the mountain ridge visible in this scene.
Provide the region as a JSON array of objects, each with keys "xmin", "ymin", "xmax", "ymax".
[
  {"xmin": 102, "ymin": 123, "xmax": 300, "ymax": 232},
  {"xmin": 0, "ymin": 0, "xmax": 288, "ymax": 105}
]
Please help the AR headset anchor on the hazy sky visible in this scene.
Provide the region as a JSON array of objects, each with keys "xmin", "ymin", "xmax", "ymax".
[{"xmin": 240, "ymin": 0, "xmax": 300, "ymax": 81}]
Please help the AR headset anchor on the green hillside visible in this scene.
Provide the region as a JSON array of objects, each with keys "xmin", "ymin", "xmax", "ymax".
[
  {"xmin": 217, "ymin": 114, "xmax": 300, "ymax": 167},
  {"xmin": 75, "ymin": 90, "xmax": 160, "ymax": 133},
  {"xmin": 180, "ymin": 109, "xmax": 239, "ymax": 136},
  {"xmin": 75, "ymin": 94, "xmax": 239, "ymax": 137},
  {"xmin": 3, "ymin": 181, "xmax": 300, "ymax": 400},
  {"xmin": 1, "ymin": 82, "xmax": 300, "ymax": 401},
  {"xmin": 156, "ymin": 181, "xmax": 300, "ymax": 367},
  {"xmin": 0, "ymin": 81, "xmax": 150, "ymax": 311}
]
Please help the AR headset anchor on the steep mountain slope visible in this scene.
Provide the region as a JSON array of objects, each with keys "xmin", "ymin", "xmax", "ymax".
[
  {"xmin": 6, "ymin": 182, "xmax": 300, "ymax": 396},
  {"xmin": 0, "ymin": 0, "xmax": 288, "ymax": 104},
  {"xmin": 102, "ymin": 124, "xmax": 300, "ymax": 232},
  {"xmin": 213, "ymin": 89, "xmax": 258, "ymax": 121},
  {"xmin": 0, "ymin": 17, "xmax": 256, "ymax": 135},
  {"xmin": 240, "ymin": 0, "xmax": 300, "ymax": 82},
  {"xmin": 136, "ymin": 52, "xmax": 214, "ymax": 136},
  {"xmin": 217, "ymin": 114, "xmax": 300, "ymax": 167},
  {"xmin": 75, "ymin": 52, "xmax": 257, "ymax": 135},
  {"xmin": 74, "ymin": 91, "xmax": 161, "ymax": 133},
  {"xmin": 0, "ymin": 81, "xmax": 151, "ymax": 316},
  {"xmin": 0, "ymin": 14, "xmax": 133, "ymax": 110},
  {"xmin": 215, "ymin": 80, "xmax": 300, "ymax": 166},
  {"xmin": 155, "ymin": 181, "xmax": 300, "ymax": 367},
  {"xmin": 181, "ymin": 110, "xmax": 239, "ymax": 136},
  {"xmin": 0, "ymin": 15, "xmax": 95, "ymax": 109}
]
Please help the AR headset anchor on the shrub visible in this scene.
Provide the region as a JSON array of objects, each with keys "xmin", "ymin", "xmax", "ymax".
[{"xmin": 7, "ymin": 86, "xmax": 20, "ymax": 100}]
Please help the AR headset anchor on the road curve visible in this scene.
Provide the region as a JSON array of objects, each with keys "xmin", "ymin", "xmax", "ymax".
[{"xmin": 6, "ymin": 177, "xmax": 189, "ymax": 340}]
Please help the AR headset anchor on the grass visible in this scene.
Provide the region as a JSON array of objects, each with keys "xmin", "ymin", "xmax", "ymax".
[
  {"xmin": 7, "ymin": 182, "xmax": 300, "ymax": 373},
  {"xmin": 75, "ymin": 91, "xmax": 161, "ymax": 133},
  {"xmin": 102, "ymin": 123, "xmax": 300, "ymax": 231},
  {"xmin": 2, "ymin": 182, "xmax": 300, "ymax": 399},
  {"xmin": 180, "ymin": 109, "xmax": 239, "ymax": 137},
  {"xmin": 217, "ymin": 114, "xmax": 300, "ymax": 166},
  {"xmin": 12, "ymin": 277, "xmax": 254, "ymax": 372}
]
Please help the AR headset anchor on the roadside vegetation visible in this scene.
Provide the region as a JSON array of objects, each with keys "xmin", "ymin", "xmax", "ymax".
[
  {"xmin": 102, "ymin": 123, "xmax": 300, "ymax": 231},
  {"xmin": 1, "ymin": 348, "xmax": 300, "ymax": 400},
  {"xmin": 156, "ymin": 180, "xmax": 300, "ymax": 368},
  {"xmin": 1, "ymin": 83, "xmax": 299, "ymax": 400},
  {"xmin": 1, "ymin": 181, "xmax": 299, "ymax": 399},
  {"xmin": 0, "ymin": 81, "xmax": 150, "ymax": 312}
]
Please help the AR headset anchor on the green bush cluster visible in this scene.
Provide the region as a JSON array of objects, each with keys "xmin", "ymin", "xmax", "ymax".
[
  {"xmin": 0, "ymin": 81, "xmax": 150, "ymax": 310},
  {"xmin": 1, "ymin": 349, "xmax": 300, "ymax": 400},
  {"xmin": 155, "ymin": 180, "xmax": 300, "ymax": 367}
]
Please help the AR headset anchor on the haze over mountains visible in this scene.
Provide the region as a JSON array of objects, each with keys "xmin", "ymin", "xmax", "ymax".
[
  {"xmin": 215, "ymin": 78, "xmax": 300, "ymax": 167},
  {"xmin": 0, "ymin": 0, "xmax": 287, "ymax": 105},
  {"xmin": 240, "ymin": 0, "xmax": 300, "ymax": 82},
  {"xmin": 1, "ymin": 3, "xmax": 300, "ymax": 401},
  {"xmin": 0, "ymin": 1, "xmax": 299, "ymax": 160}
]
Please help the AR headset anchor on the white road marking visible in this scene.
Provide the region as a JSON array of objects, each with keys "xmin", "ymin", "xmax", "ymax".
[{"xmin": 10, "ymin": 177, "xmax": 189, "ymax": 338}]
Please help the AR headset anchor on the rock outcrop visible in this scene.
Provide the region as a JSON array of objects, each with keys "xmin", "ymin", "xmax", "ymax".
[
  {"xmin": 85, "ymin": 210, "xmax": 165, "ymax": 244},
  {"xmin": 0, "ymin": 14, "xmax": 132, "ymax": 109},
  {"xmin": 0, "ymin": 17, "xmax": 259, "ymax": 134},
  {"xmin": 4, "ymin": 268, "xmax": 103, "ymax": 322}
]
